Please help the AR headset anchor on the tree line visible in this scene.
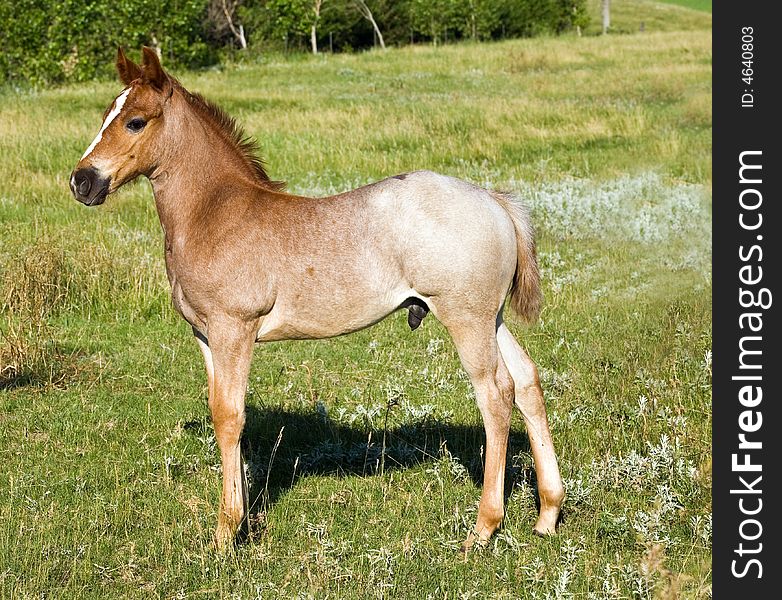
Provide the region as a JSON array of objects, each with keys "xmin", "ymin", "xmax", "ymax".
[{"xmin": 0, "ymin": 0, "xmax": 588, "ymax": 86}]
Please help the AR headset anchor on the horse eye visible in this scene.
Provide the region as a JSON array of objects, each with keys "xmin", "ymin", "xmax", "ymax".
[{"xmin": 126, "ymin": 118, "xmax": 146, "ymax": 133}]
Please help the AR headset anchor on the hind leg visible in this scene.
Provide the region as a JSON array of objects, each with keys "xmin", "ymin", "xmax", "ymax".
[
  {"xmin": 444, "ymin": 317, "xmax": 515, "ymax": 551},
  {"xmin": 497, "ymin": 321, "xmax": 564, "ymax": 535},
  {"xmin": 194, "ymin": 329, "xmax": 215, "ymax": 406}
]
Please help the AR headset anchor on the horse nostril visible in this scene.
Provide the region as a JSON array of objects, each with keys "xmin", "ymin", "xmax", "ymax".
[{"xmin": 77, "ymin": 176, "xmax": 91, "ymax": 197}]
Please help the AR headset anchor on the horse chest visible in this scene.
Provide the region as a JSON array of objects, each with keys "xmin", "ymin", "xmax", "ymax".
[{"xmin": 165, "ymin": 248, "xmax": 206, "ymax": 333}]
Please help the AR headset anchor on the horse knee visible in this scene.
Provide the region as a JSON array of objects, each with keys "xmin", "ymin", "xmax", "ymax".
[{"xmin": 213, "ymin": 407, "xmax": 245, "ymax": 445}]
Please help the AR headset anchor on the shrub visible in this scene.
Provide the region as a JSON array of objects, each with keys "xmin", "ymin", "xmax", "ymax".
[
  {"xmin": 1, "ymin": 0, "xmax": 588, "ymax": 86},
  {"xmin": 0, "ymin": 0, "xmax": 213, "ymax": 86}
]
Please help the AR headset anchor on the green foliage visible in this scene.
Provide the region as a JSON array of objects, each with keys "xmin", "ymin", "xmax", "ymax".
[
  {"xmin": 405, "ymin": 0, "xmax": 587, "ymax": 44},
  {"xmin": 241, "ymin": 0, "xmax": 313, "ymax": 49},
  {"xmin": 0, "ymin": 0, "xmax": 212, "ymax": 86},
  {"xmin": 1, "ymin": 0, "xmax": 590, "ymax": 85}
]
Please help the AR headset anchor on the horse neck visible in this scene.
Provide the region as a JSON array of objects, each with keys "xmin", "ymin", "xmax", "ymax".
[{"xmin": 149, "ymin": 93, "xmax": 257, "ymax": 240}]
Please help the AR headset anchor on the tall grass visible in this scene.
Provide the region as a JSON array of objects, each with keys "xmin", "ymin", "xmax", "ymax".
[
  {"xmin": 1, "ymin": 10, "xmax": 711, "ymax": 598},
  {"xmin": 1, "ymin": 245, "xmax": 69, "ymax": 387}
]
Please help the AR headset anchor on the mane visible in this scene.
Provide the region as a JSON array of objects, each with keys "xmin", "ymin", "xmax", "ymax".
[{"xmin": 171, "ymin": 79, "xmax": 285, "ymax": 191}]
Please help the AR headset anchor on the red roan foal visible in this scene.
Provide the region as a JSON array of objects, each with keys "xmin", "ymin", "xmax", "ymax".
[{"xmin": 70, "ymin": 48, "xmax": 564, "ymax": 551}]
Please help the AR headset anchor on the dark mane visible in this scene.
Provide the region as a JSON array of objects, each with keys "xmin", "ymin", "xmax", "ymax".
[{"xmin": 172, "ymin": 79, "xmax": 285, "ymax": 191}]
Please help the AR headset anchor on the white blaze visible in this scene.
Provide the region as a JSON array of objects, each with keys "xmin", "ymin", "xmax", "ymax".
[{"xmin": 81, "ymin": 88, "xmax": 131, "ymax": 160}]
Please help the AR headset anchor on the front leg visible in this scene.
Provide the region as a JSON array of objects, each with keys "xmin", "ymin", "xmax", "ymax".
[{"xmin": 198, "ymin": 318, "xmax": 256, "ymax": 550}]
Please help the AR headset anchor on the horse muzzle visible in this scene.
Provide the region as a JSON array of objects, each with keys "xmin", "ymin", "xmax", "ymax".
[{"xmin": 70, "ymin": 166, "xmax": 111, "ymax": 206}]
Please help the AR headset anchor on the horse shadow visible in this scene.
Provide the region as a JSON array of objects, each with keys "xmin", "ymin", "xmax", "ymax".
[{"xmin": 186, "ymin": 403, "xmax": 540, "ymax": 540}]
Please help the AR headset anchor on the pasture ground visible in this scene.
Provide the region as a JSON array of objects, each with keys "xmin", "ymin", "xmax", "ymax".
[{"xmin": 1, "ymin": 2, "xmax": 711, "ymax": 597}]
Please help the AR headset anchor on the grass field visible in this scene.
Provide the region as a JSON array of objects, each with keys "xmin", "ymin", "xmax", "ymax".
[
  {"xmin": 657, "ymin": 0, "xmax": 711, "ymax": 14},
  {"xmin": 1, "ymin": 3, "xmax": 711, "ymax": 598},
  {"xmin": 585, "ymin": 0, "xmax": 711, "ymax": 33}
]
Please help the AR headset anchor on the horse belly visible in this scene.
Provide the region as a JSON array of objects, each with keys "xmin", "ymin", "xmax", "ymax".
[
  {"xmin": 255, "ymin": 294, "xmax": 400, "ymax": 341},
  {"xmin": 255, "ymin": 267, "xmax": 408, "ymax": 342}
]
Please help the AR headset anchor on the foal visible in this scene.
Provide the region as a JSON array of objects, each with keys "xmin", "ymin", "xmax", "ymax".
[{"xmin": 70, "ymin": 48, "xmax": 564, "ymax": 551}]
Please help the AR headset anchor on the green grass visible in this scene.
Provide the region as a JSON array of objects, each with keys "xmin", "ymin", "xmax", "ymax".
[
  {"xmin": 1, "ymin": 9, "xmax": 711, "ymax": 599},
  {"xmin": 585, "ymin": 0, "xmax": 712, "ymax": 34},
  {"xmin": 658, "ymin": 0, "xmax": 712, "ymax": 13}
]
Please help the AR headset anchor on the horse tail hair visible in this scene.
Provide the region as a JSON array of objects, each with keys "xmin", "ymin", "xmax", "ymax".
[{"xmin": 491, "ymin": 191, "xmax": 542, "ymax": 324}]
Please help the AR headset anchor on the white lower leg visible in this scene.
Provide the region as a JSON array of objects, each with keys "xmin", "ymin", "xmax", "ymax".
[{"xmin": 496, "ymin": 324, "xmax": 564, "ymax": 534}]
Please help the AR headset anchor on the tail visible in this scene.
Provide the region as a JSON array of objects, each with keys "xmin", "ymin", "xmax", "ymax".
[{"xmin": 491, "ymin": 191, "xmax": 542, "ymax": 323}]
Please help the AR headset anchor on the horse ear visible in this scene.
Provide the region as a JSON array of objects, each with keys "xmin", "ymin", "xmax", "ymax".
[
  {"xmin": 116, "ymin": 47, "xmax": 141, "ymax": 85},
  {"xmin": 141, "ymin": 46, "xmax": 172, "ymax": 97}
]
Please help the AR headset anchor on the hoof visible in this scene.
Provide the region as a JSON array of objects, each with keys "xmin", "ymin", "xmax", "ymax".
[
  {"xmin": 460, "ymin": 534, "xmax": 475, "ymax": 554},
  {"xmin": 460, "ymin": 530, "xmax": 490, "ymax": 554},
  {"xmin": 532, "ymin": 526, "xmax": 556, "ymax": 538}
]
